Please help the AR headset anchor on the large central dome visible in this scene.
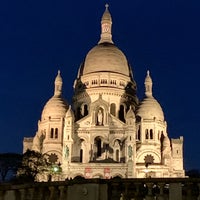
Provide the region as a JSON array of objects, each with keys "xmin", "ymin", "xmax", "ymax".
[
  {"xmin": 79, "ymin": 4, "xmax": 131, "ymax": 78},
  {"xmin": 82, "ymin": 43, "xmax": 130, "ymax": 76}
]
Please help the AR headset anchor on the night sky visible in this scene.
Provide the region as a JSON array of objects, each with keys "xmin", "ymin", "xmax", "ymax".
[{"xmin": 0, "ymin": 0, "xmax": 200, "ymax": 171}]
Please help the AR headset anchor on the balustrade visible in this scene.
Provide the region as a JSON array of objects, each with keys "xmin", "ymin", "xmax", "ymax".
[{"xmin": 0, "ymin": 178, "xmax": 199, "ymax": 200}]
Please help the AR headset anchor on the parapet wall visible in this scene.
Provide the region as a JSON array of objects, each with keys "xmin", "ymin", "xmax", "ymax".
[{"xmin": 0, "ymin": 178, "xmax": 200, "ymax": 200}]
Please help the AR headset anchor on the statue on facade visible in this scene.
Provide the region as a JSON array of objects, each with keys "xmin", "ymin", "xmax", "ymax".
[
  {"xmin": 128, "ymin": 145, "xmax": 133, "ymax": 158},
  {"xmin": 97, "ymin": 109, "xmax": 103, "ymax": 125},
  {"xmin": 65, "ymin": 145, "xmax": 69, "ymax": 159}
]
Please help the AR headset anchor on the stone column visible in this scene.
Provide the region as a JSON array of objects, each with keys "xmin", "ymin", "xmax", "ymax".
[
  {"xmin": 145, "ymin": 182, "xmax": 154, "ymax": 200},
  {"xmin": 185, "ymin": 182, "xmax": 193, "ymax": 200},
  {"xmin": 28, "ymin": 188, "xmax": 35, "ymax": 200},
  {"xmin": 197, "ymin": 183, "xmax": 200, "ymax": 200},
  {"xmin": 49, "ymin": 186, "xmax": 56, "ymax": 200},
  {"xmin": 19, "ymin": 189, "xmax": 26, "ymax": 200},
  {"xmin": 123, "ymin": 182, "xmax": 130, "ymax": 200},
  {"xmin": 169, "ymin": 183, "xmax": 182, "ymax": 200},
  {"xmin": 110, "ymin": 182, "xmax": 121, "ymax": 200},
  {"xmin": 156, "ymin": 182, "xmax": 165, "ymax": 200},
  {"xmin": 0, "ymin": 191, "xmax": 5, "ymax": 200},
  {"xmin": 58, "ymin": 186, "xmax": 66, "ymax": 200},
  {"xmin": 134, "ymin": 183, "xmax": 143, "ymax": 200},
  {"xmin": 37, "ymin": 187, "xmax": 44, "ymax": 200}
]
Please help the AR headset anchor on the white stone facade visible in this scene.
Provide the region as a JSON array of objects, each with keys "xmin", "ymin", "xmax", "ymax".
[{"xmin": 23, "ymin": 5, "xmax": 185, "ymax": 180}]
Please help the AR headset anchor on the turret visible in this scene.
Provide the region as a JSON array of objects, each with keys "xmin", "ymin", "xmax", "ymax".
[
  {"xmin": 54, "ymin": 70, "xmax": 63, "ymax": 97},
  {"xmin": 144, "ymin": 70, "xmax": 153, "ymax": 97},
  {"xmin": 98, "ymin": 4, "xmax": 113, "ymax": 44}
]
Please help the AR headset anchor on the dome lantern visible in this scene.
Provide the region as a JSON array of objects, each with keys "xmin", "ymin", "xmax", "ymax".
[
  {"xmin": 54, "ymin": 70, "xmax": 62, "ymax": 97},
  {"xmin": 145, "ymin": 70, "xmax": 153, "ymax": 97},
  {"xmin": 98, "ymin": 4, "xmax": 113, "ymax": 44}
]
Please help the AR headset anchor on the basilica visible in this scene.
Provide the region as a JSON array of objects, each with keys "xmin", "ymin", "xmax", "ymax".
[{"xmin": 23, "ymin": 5, "xmax": 185, "ymax": 180}]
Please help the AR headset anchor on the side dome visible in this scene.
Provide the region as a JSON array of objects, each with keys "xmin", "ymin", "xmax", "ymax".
[
  {"xmin": 136, "ymin": 71, "xmax": 164, "ymax": 121},
  {"xmin": 41, "ymin": 97, "xmax": 68, "ymax": 120},
  {"xmin": 41, "ymin": 71, "xmax": 68, "ymax": 120},
  {"xmin": 82, "ymin": 43, "xmax": 130, "ymax": 76},
  {"xmin": 136, "ymin": 97, "xmax": 164, "ymax": 121}
]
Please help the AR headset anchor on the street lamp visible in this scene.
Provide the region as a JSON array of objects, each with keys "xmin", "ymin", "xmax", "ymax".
[{"xmin": 49, "ymin": 162, "xmax": 62, "ymax": 181}]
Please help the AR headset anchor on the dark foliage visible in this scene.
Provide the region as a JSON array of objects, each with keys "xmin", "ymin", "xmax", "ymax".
[{"xmin": 17, "ymin": 150, "xmax": 50, "ymax": 182}]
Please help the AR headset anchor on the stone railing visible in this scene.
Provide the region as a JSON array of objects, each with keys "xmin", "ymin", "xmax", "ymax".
[{"xmin": 0, "ymin": 178, "xmax": 200, "ymax": 200}]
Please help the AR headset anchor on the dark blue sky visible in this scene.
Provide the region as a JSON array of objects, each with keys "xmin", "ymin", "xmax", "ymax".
[{"xmin": 0, "ymin": 0, "xmax": 200, "ymax": 171}]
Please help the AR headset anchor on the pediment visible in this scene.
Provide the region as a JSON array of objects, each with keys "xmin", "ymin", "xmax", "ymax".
[
  {"xmin": 75, "ymin": 113, "xmax": 126, "ymax": 129},
  {"xmin": 109, "ymin": 114, "xmax": 126, "ymax": 128},
  {"xmin": 75, "ymin": 114, "xmax": 92, "ymax": 127},
  {"xmin": 90, "ymin": 95, "xmax": 109, "ymax": 113}
]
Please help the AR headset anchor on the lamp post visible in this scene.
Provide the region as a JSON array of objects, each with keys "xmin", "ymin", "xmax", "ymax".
[{"xmin": 49, "ymin": 162, "xmax": 62, "ymax": 181}]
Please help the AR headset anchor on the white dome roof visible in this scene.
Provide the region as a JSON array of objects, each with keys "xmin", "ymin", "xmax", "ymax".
[
  {"xmin": 136, "ymin": 97, "xmax": 164, "ymax": 121},
  {"xmin": 41, "ymin": 96, "xmax": 68, "ymax": 120},
  {"xmin": 79, "ymin": 5, "xmax": 131, "ymax": 78},
  {"xmin": 41, "ymin": 71, "xmax": 68, "ymax": 120},
  {"xmin": 136, "ymin": 71, "xmax": 164, "ymax": 121},
  {"xmin": 82, "ymin": 43, "xmax": 130, "ymax": 76}
]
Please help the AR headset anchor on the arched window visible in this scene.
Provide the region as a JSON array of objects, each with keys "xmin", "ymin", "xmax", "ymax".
[
  {"xmin": 145, "ymin": 129, "xmax": 149, "ymax": 139},
  {"xmin": 77, "ymin": 107, "xmax": 81, "ymax": 120},
  {"xmin": 150, "ymin": 129, "xmax": 153, "ymax": 139},
  {"xmin": 137, "ymin": 126, "xmax": 141, "ymax": 140},
  {"xmin": 55, "ymin": 128, "xmax": 58, "ymax": 138},
  {"xmin": 95, "ymin": 137, "xmax": 102, "ymax": 157},
  {"xmin": 110, "ymin": 103, "xmax": 116, "ymax": 116},
  {"xmin": 50, "ymin": 128, "xmax": 54, "ymax": 138},
  {"xmin": 80, "ymin": 149, "xmax": 83, "ymax": 163},
  {"xmin": 83, "ymin": 104, "xmax": 88, "ymax": 116},
  {"xmin": 116, "ymin": 149, "xmax": 120, "ymax": 162},
  {"xmin": 97, "ymin": 139, "xmax": 101, "ymax": 157},
  {"xmin": 160, "ymin": 132, "xmax": 165, "ymax": 152},
  {"xmin": 119, "ymin": 105, "xmax": 125, "ymax": 122}
]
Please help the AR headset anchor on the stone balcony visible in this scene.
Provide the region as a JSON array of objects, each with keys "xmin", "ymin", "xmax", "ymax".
[{"xmin": 0, "ymin": 178, "xmax": 200, "ymax": 200}]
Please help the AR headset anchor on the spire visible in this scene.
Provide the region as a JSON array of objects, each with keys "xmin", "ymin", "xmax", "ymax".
[
  {"xmin": 98, "ymin": 4, "xmax": 113, "ymax": 44},
  {"xmin": 65, "ymin": 105, "xmax": 74, "ymax": 118},
  {"xmin": 54, "ymin": 70, "xmax": 63, "ymax": 97},
  {"xmin": 144, "ymin": 70, "xmax": 153, "ymax": 97},
  {"xmin": 126, "ymin": 106, "xmax": 135, "ymax": 119}
]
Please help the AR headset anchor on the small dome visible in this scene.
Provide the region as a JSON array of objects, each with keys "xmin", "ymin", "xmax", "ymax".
[
  {"xmin": 41, "ymin": 96, "xmax": 68, "ymax": 120},
  {"xmin": 82, "ymin": 43, "xmax": 130, "ymax": 76},
  {"xmin": 41, "ymin": 70, "xmax": 68, "ymax": 120},
  {"xmin": 136, "ymin": 71, "xmax": 164, "ymax": 121},
  {"xmin": 136, "ymin": 97, "xmax": 164, "ymax": 121}
]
